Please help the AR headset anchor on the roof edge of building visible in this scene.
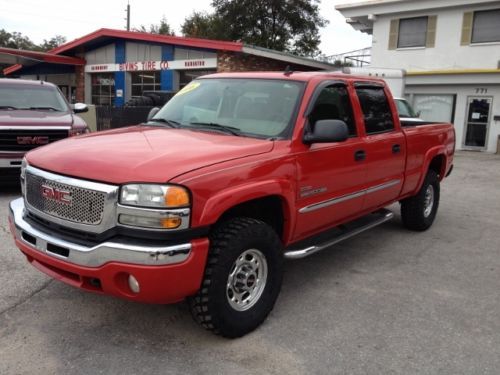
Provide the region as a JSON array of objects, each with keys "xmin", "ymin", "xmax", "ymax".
[
  {"xmin": 407, "ymin": 69, "xmax": 500, "ymax": 76},
  {"xmin": 335, "ymin": 0, "xmax": 405, "ymax": 11},
  {"xmin": 50, "ymin": 28, "xmax": 244, "ymax": 55},
  {"xmin": 241, "ymin": 45, "xmax": 335, "ymax": 70}
]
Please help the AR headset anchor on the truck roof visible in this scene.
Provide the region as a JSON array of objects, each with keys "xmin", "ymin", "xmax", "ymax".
[
  {"xmin": 200, "ymin": 71, "xmax": 387, "ymax": 84},
  {"xmin": 0, "ymin": 78, "xmax": 57, "ymax": 88}
]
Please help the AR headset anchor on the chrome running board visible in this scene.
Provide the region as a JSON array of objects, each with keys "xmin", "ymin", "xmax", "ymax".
[{"xmin": 284, "ymin": 209, "xmax": 394, "ymax": 260}]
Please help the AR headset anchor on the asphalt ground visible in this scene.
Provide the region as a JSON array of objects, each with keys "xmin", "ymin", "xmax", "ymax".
[{"xmin": 0, "ymin": 151, "xmax": 499, "ymax": 374}]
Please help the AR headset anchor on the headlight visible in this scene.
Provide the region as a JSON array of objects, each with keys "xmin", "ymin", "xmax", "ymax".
[
  {"xmin": 20, "ymin": 157, "xmax": 28, "ymax": 196},
  {"xmin": 118, "ymin": 211, "xmax": 188, "ymax": 229},
  {"xmin": 69, "ymin": 126, "xmax": 90, "ymax": 137},
  {"xmin": 20, "ymin": 157, "xmax": 28, "ymax": 179},
  {"xmin": 120, "ymin": 184, "xmax": 190, "ymax": 208}
]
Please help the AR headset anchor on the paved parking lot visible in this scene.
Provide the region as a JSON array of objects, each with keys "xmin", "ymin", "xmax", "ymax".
[{"xmin": 1, "ymin": 151, "xmax": 499, "ymax": 375}]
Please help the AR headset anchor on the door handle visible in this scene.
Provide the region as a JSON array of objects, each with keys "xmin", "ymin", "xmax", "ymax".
[
  {"xmin": 354, "ymin": 150, "xmax": 366, "ymax": 161},
  {"xmin": 392, "ymin": 144, "xmax": 401, "ymax": 154}
]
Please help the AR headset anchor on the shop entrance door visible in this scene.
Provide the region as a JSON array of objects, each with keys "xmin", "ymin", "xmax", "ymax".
[{"xmin": 464, "ymin": 97, "xmax": 492, "ymax": 149}]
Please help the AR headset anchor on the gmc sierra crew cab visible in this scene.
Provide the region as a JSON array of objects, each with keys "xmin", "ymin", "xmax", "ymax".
[
  {"xmin": 0, "ymin": 79, "xmax": 89, "ymax": 181},
  {"xmin": 8, "ymin": 71, "xmax": 455, "ymax": 338}
]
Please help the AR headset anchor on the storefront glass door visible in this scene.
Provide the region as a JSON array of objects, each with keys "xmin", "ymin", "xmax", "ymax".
[{"xmin": 464, "ymin": 97, "xmax": 492, "ymax": 149}]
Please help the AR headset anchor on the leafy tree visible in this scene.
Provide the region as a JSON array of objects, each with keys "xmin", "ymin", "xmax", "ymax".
[
  {"xmin": 39, "ymin": 35, "xmax": 67, "ymax": 51},
  {"xmin": 0, "ymin": 29, "xmax": 66, "ymax": 52},
  {"xmin": 332, "ymin": 59, "xmax": 353, "ymax": 68},
  {"xmin": 181, "ymin": 0, "xmax": 328, "ymax": 56},
  {"xmin": 135, "ymin": 16, "xmax": 175, "ymax": 36},
  {"xmin": 181, "ymin": 11, "xmax": 226, "ymax": 40},
  {"xmin": 0, "ymin": 29, "xmax": 37, "ymax": 50}
]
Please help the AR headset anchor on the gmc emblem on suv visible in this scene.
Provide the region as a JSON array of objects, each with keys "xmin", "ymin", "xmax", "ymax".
[
  {"xmin": 17, "ymin": 136, "xmax": 49, "ymax": 145},
  {"xmin": 41, "ymin": 185, "xmax": 72, "ymax": 205}
]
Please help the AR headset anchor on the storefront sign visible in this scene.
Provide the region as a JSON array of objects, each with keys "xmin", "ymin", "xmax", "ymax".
[
  {"xmin": 89, "ymin": 65, "xmax": 110, "ymax": 72},
  {"xmin": 85, "ymin": 58, "xmax": 216, "ymax": 73}
]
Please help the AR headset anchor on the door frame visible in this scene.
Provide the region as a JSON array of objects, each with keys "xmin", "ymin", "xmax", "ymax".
[{"xmin": 462, "ymin": 96, "xmax": 493, "ymax": 151}]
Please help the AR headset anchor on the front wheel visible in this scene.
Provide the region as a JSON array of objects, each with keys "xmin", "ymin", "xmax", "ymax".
[
  {"xmin": 188, "ymin": 217, "xmax": 283, "ymax": 338},
  {"xmin": 401, "ymin": 170, "xmax": 440, "ymax": 231}
]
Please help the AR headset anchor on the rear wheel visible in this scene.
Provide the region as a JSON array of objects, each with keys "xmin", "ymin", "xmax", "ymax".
[
  {"xmin": 401, "ymin": 170, "xmax": 440, "ymax": 231},
  {"xmin": 188, "ymin": 217, "xmax": 283, "ymax": 338}
]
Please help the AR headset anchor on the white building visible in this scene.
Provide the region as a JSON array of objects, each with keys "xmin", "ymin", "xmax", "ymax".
[{"xmin": 337, "ymin": 0, "xmax": 500, "ymax": 152}]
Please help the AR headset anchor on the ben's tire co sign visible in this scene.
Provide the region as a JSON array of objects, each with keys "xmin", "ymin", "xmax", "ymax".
[{"xmin": 85, "ymin": 58, "xmax": 216, "ymax": 73}]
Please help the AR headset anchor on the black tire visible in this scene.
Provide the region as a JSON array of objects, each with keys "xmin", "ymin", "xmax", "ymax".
[
  {"xmin": 188, "ymin": 217, "xmax": 283, "ymax": 338},
  {"xmin": 401, "ymin": 170, "xmax": 440, "ymax": 231}
]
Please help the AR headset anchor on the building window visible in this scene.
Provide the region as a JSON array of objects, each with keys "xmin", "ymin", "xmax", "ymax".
[
  {"xmin": 355, "ymin": 86, "xmax": 394, "ymax": 134},
  {"xmin": 472, "ymin": 9, "xmax": 500, "ymax": 43},
  {"xmin": 398, "ymin": 17, "xmax": 428, "ymax": 48},
  {"xmin": 91, "ymin": 73, "xmax": 115, "ymax": 106},
  {"xmin": 131, "ymin": 71, "xmax": 161, "ymax": 97},
  {"xmin": 412, "ymin": 94, "xmax": 456, "ymax": 123}
]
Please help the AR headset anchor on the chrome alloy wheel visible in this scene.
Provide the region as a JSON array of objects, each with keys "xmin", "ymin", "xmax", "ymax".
[
  {"xmin": 423, "ymin": 185, "xmax": 435, "ymax": 218},
  {"xmin": 226, "ymin": 249, "xmax": 268, "ymax": 311}
]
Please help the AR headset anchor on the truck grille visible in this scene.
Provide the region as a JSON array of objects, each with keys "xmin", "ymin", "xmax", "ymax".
[
  {"xmin": 25, "ymin": 172, "xmax": 106, "ymax": 225},
  {"xmin": 0, "ymin": 129, "xmax": 69, "ymax": 152}
]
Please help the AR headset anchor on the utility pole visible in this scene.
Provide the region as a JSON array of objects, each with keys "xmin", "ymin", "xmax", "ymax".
[{"xmin": 125, "ymin": 2, "xmax": 130, "ymax": 31}]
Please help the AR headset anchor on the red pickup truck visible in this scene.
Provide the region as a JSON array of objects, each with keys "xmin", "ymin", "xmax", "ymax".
[
  {"xmin": 0, "ymin": 78, "xmax": 89, "ymax": 181},
  {"xmin": 8, "ymin": 71, "xmax": 454, "ymax": 337}
]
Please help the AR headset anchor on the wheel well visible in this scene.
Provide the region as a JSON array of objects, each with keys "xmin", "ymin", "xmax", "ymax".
[
  {"xmin": 429, "ymin": 154, "xmax": 445, "ymax": 178},
  {"xmin": 217, "ymin": 196, "xmax": 286, "ymax": 239}
]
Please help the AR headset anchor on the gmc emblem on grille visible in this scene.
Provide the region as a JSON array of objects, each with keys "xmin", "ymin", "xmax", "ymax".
[
  {"xmin": 41, "ymin": 185, "xmax": 72, "ymax": 205},
  {"xmin": 17, "ymin": 136, "xmax": 49, "ymax": 145}
]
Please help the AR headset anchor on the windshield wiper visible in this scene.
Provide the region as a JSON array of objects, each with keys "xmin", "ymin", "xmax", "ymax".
[
  {"xmin": 0, "ymin": 105, "xmax": 18, "ymax": 110},
  {"xmin": 26, "ymin": 106, "xmax": 61, "ymax": 111},
  {"xmin": 189, "ymin": 122, "xmax": 241, "ymax": 136},
  {"xmin": 148, "ymin": 118, "xmax": 180, "ymax": 128}
]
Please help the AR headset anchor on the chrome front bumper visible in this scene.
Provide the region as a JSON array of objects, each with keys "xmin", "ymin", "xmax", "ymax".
[
  {"xmin": 0, "ymin": 158, "xmax": 22, "ymax": 168},
  {"xmin": 9, "ymin": 198, "xmax": 192, "ymax": 267}
]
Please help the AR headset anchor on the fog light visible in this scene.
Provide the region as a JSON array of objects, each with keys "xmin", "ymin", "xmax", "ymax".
[{"xmin": 128, "ymin": 274, "xmax": 140, "ymax": 294}]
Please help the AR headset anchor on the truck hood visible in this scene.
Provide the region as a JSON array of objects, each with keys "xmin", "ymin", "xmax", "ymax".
[
  {"xmin": 0, "ymin": 110, "xmax": 74, "ymax": 126},
  {"xmin": 27, "ymin": 126, "xmax": 274, "ymax": 184}
]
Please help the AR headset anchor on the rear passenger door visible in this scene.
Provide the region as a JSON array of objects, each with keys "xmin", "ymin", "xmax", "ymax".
[{"xmin": 354, "ymin": 83, "xmax": 406, "ymax": 211}]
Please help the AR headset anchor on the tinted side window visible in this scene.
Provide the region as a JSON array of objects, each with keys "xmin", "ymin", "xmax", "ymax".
[
  {"xmin": 309, "ymin": 85, "xmax": 357, "ymax": 136},
  {"xmin": 355, "ymin": 87, "xmax": 395, "ymax": 134}
]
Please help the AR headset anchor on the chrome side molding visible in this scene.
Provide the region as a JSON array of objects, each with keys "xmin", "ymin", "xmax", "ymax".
[{"xmin": 299, "ymin": 180, "xmax": 401, "ymax": 214}]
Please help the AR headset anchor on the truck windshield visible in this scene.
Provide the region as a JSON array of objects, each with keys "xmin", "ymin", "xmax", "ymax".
[
  {"xmin": 395, "ymin": 98, "xmax": 418, "ymax": 118},
  {"xmin": 151, "ymin": 78, "xmax": 304, "ymax": 139},
  {"xmin": 0, "ymin": 85, "xmax": 69, "ymax": 112}
]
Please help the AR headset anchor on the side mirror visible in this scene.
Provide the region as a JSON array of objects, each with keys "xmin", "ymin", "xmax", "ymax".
[
  {"xmin": 147, "ymin": 107, "xmax": 160, "ymax": 122},
  {"xmin": 303, "ymin": 119, "xmax": 349, "ymax": 144},
  {"xmin": 72, "ymin": 103, "xmax": 88, "ymax": 114}
]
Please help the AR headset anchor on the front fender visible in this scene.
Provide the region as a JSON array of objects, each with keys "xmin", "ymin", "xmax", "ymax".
[{"xmin": 198, "ymin": 179, "xmax": 296, "ymax": 243}]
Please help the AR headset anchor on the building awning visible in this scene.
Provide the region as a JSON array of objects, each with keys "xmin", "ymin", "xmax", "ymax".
[{"xmin": 1, "ymin": 47, "xmax": 85, "ymax": 75}]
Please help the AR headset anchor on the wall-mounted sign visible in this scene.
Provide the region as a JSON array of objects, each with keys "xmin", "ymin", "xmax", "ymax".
[
  {"xmin": 85, "ymin": 58, "xmax": 216, "ymax": 73},
  {"xmin": 89, "ymin": 65, "xmax": 110, "ymax": 72}
]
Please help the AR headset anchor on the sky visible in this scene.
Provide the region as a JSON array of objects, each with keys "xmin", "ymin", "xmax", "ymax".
[{"xmin": 0, "ymin": 0, "xmax": 372, "ymax": 56}]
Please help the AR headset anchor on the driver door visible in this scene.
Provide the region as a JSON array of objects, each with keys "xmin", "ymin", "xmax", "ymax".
[{"xmin": 294, "ymin": 83, "xmax": 367, "ymax": 241}]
